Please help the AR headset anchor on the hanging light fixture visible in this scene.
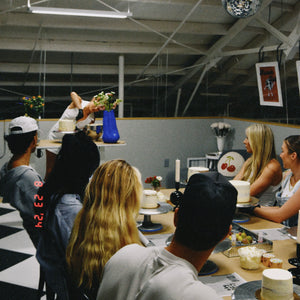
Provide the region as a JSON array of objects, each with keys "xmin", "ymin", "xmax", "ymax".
[
  {"xmin": 221, "ymin": 0, "xmax": 262, "ymax": 18},
  {"xmin": 27, "ymin": 0, "xmax": 132, "ymax": 19}
]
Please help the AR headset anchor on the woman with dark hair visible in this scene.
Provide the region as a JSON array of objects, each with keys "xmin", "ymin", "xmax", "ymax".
[
  {"xmin": 36, "ymin": 131, "xmax": 100, "ymax": 300},
  {"xmin": 251, "ymin": 135, "xmax": 300, "ymax": 226}
]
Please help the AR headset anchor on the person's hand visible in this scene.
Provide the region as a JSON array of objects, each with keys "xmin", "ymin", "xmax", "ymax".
[{"xmin": 238, "ymin": 204, "xmax": 260, "ymax": 215}]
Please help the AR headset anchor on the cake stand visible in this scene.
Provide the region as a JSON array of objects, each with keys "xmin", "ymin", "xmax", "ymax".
[
  {"xmin": 232, "ymin": 280, "xmax": 300, "ymax": 299},
  {"xmin": 138, "ymin": 202, "xmax": 173, "ymax": 232},
  {"xmin": 233, "ymin": 197, "xmax": 259, "ymax": 223}
]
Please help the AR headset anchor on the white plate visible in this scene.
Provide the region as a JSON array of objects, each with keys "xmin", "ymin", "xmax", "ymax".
[
  {"xmin": 217, "ymin": 151, "xmax": 245, "ymax": 177},
  {"xmin": 236, "ymin": 196, "xmax": 259, "ymax": 208},
  {"xmin": 53, "ymin": 130, "xmax": 77, "ymax": 140}
]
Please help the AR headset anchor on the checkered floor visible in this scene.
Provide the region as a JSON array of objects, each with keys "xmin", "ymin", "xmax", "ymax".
[{"xmin": 0, "ymin": 203, "xmax": 46, "ymax": 299}]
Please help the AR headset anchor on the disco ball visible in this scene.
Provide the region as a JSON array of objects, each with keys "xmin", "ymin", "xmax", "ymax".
[{"xmin": 222, "ymin": 0, "xmax": 262, "ymax": 18}]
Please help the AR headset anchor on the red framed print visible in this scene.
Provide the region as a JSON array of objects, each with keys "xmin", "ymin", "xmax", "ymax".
[
  {"xmin": 255, "ymin": 62, "xmax": 283, "ymax": 107},
  {"xmin": 297, "ymin": 60, "xmax": 300, "ymax": 96}
]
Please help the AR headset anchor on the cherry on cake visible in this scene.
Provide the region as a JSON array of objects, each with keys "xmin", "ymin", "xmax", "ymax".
[
  {"xmin": 229, "ymin": 180, "xmax": 250, "ymax": 203},
  {"xmin": 141, "ymin": 190, "xmax": 159, "ymax": 209},
  {"xmin": 261, "ymin": 268, "xmax": 293, "ymax": 300},
  {"xmin": 58, "ymin": 120, "xmax": 75, "ymax": 132}
]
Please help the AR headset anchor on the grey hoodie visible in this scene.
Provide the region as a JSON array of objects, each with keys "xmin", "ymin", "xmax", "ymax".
[{"xmin": 0, "ymin": 162, "xmax": 43, "ymax": 247}]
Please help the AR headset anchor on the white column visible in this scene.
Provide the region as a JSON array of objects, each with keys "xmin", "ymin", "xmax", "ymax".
[{"xmin": 118, "ymin": 55, "xmax": 124, "ymax": 118}]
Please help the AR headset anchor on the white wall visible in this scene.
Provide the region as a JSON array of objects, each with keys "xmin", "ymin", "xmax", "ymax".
[{"xmin": 0, "ymin": 117, "xmax": 299, "ymax": 188}]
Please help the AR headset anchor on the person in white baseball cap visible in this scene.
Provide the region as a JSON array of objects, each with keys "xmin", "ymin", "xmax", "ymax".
[
  {"xmin": 8, "ymin": 115, "xmax": 39, "ymax": 135},
  {"xmin": 0, "ymin": 115, "xmax": 43, "ymax": 248}
]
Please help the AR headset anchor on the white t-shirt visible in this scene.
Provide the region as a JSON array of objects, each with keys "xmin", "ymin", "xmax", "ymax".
[{"xmin": 97, "ymin": 244, "xmax": 221, "ymax": 300}]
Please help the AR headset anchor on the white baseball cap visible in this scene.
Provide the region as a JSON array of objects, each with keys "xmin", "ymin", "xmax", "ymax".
[{"xmin": 9, "ymin": 116, "xmax": 38, "ymax": 135}]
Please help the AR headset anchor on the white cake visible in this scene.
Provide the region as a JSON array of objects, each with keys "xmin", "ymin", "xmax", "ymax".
[
  {"xmin": 261, "ymin": 269, "xmax": 293, "ymax": 300},
  {"xmin": 238, "ymin": 246, "xmax": 263, "ymax": 270},
  {"xmin": 59, "ymin": 120, "xmax": 75, "ymax": 132},
  {"xmin": 229, "ymin": 180, "xmax": 250, "ymax": 203},
  {"xmin": 187, "ymin": 167, "xmax": 209, "ymax": 181},
  {"xmin": 141, "ymin": 190, "xmax": 159, "ymax": 209}
]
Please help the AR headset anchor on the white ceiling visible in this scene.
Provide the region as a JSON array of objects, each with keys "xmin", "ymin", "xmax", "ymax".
[{"xmin": 0, "ymin": 0, "xmax": 299, "ymax": 119}]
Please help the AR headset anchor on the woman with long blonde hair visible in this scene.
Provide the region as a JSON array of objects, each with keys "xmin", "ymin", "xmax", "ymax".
[
  {"xmin": 66, "ymin": 159, "xmax": 143, "ymax": 299},
  {"xmin": 234, "ymin": 123, "xmax": 282, "ymax": 206}
]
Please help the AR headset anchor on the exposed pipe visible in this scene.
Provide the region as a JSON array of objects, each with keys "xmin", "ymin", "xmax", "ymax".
[
  {"xmin": 0, "ymin": 120, "xmax": 7, "ymax": 159},
  {"xmin": 118, "ymin": 55, "xmax": 124, "ymax": 118},
  {"xmin": 174, "ymin": 88, "xmax": 182, "ymax": 117},
  {"xmin": 182, "ymin": 64, "xmax": 209, "ymax": 116}
]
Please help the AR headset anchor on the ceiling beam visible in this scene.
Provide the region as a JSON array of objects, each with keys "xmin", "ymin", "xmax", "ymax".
[
  {"xmin": 255, "ymin": 16, "xmax": 295, "ymax": 47},
  {"xmin": 168, "ymin": 0, "xmax": 275, "ymax": 99},
  {"xmin": 0, "ymin": 62, "xmax": 186, "ymax": 75},
  {"xmin": 0, "ymin": 14, "xmax": 233, "ymax": 35},
  {"xmin": 0, "ymin": 37, "xmax": 207, "ymax": 54}
]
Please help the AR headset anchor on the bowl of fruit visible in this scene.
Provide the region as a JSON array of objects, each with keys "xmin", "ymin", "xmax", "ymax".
[
  {"xmin": 223, "ymin": 223, "xmax": 273, "ymax": 257},
  {"xmin": 229, "ymin": 230, "xmax": 254, "ymax": 245}
]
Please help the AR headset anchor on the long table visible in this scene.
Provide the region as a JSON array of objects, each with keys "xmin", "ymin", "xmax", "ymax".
[{"xmin": 137, "ymin": 189, "xmax": 297, "ymax": 300}]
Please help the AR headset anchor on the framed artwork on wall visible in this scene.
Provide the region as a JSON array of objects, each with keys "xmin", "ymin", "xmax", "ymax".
[
  {"xmin": 297, "ymin": 60, "xmax": 300, "ymax": 96},
  {"xmin": 255, "ymin": 62, "xmax": 283, "ymax": 107}
]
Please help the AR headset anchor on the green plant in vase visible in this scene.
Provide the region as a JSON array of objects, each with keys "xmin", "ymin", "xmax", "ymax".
[
  {"xmin": 94, "ymin": 91, "xmax": 122, "ymax": 111},
  {"xmin": 22, "ymin": 95, "xmax": 45, "ymax": 119}
]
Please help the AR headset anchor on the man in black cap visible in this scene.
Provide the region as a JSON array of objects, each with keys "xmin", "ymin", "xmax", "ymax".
[{"xmin": 97, "ymin": 172, "xmax": 237, "ymax": 300}]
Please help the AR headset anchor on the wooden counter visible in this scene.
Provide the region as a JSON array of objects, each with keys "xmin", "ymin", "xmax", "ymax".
[
  {"xmin": 139, "ymin": 189, "xmax": 297, "ymax": 300},
  {"xmin": 37, "ymin": 139, "xmax": 126, "ymax": 149}
]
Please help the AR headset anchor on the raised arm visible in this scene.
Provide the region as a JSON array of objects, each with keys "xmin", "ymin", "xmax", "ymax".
[{"xmin": 69, "ymin": 92, "xmax": 82, "ymax": 109}]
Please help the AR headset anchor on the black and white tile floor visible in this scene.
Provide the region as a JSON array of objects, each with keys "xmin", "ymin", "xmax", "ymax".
[{"xmin": 0, "ymin": 202, "xmax": 46, "ymax": 299}]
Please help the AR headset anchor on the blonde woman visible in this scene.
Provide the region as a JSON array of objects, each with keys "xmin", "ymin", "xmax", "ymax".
[
  {"xmin": 234, "ymin": 123, "xmax": 282, "ymax": 206},
  {"xmin": 66, "ymin": 159, "xmax": 143, "ymax": 300}
]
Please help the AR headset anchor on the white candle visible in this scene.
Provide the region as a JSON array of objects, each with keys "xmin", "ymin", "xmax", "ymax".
[
  {"xmin": 297, "ymin": 210, "xmax": 300, "ymax": 243},
  {"xmin": 175, "ymin": 159, "xmax": 180, "ymax": 182}
]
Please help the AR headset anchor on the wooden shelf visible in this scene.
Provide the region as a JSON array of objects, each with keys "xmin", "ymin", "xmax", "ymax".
[{"xmin": 36, "ymin": 139, "xmax": 126, "ymax": 149}]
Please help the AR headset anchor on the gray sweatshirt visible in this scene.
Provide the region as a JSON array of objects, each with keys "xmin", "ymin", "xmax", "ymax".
[{"xmin": 0, "ymin": 162, "xmax": 43, "ymax": 247}]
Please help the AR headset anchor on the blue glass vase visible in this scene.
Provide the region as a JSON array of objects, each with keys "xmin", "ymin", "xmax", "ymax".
[{"xmin": 102, "ymin": 110, "xmax": 120, "ymax": 143}]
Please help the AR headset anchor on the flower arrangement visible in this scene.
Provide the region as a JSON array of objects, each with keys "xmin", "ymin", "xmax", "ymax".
[
  {"xmin": 210, "ymin": 122, "xmax": 231, "ymax": 137},
  {"xmin": 145, "ymin": 176, "xmax": 162, "ymax": 189},
  {"xmin": 94, "ymin": 91, "xmax": 122, "ymax": 112},
  {"xmin": 22, "ymin": 95, "xmax": 45, "ymax": 119}
]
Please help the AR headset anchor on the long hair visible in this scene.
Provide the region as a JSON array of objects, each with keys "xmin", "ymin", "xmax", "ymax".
[
  {"xmin": 242, "ymin": 124, "xmax": 277, "ymax": 184},
  {"xmin": 37, "ymin": 131, "xmax": 100, "ymax": 215},
  {"xmin": 66, "ymin": 159, "xmax": 142, "ymax": 291}
]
